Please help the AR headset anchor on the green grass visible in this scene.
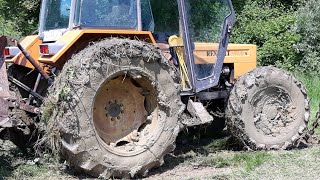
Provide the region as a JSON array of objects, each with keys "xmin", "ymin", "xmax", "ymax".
[
  {"xmin": 10, "ymin": 164, "xmax": 48, "ymax": 178},
  {"xmin": 294, "ymin": 73, "xmax": 320, "ymax": 134},
  {"xmin": 187, "ymin": 150, "xmax": 273, "ymax": 172},
  {"xmin": 0, "ymin": 164, "xmax": 48, "ymax": 180},
  {"xmin": 205, "ymin": 137, "xmax": 229, "ymax": 151},
  {"xmin": 0, "ymin": 165, "xmax": 12, "ymax": 178},
  {"xmin": 1, "ymin": 163, "xmax": 77, "ymax": 180},
  {"xmin": 234, "ymin": 147, "xmax": 320, "ymax": 179},
  {"xmin": 231, "ymin": 152, "xmax": 272, "ymax": 171},
  {"xmin": 202, "ymin": 156, "xmax": 233, "ymax": 168},
  {"xmin": 295, "ymin": 73, "xmax": 320, "ymax": 120}
]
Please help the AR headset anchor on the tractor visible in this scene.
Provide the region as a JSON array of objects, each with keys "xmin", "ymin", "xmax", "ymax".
[{"xmin": 0, "ymin": 0, "xmax": 309, "ymax": 178}]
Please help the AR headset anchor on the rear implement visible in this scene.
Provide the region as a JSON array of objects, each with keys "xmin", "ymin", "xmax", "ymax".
[{"xmin": 0, "ymin": 36, "xmax": 11, "ymax": 129}]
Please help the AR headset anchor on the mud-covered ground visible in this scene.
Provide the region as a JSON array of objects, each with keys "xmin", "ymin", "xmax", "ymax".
[{"xmin": 1, "ymin": 130, "xmax": 320, "ymax": 180}]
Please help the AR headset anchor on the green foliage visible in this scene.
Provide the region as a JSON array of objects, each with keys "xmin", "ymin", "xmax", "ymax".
[
  {"xmin": 189, "ymin": 0, "xmax": 230, "ymax": 42},
  {"xmin": 0, "ymin": 0, "xmax": 40, "ymax": 37},
  {"xmin": 150, "ymin": 0, "xmax": 179, "ymax": 33},
  {"xmin": 295, "ymin": 72, "xmax": 320, "ymax": 121},
  {"xmin": 295, "ymin": 0, "xmax": 320, "ymax": 74},
  {"xmin": 0, "ymin": 0, "xmax": 318, "ymax": 74},
  {"xmin": 231, "ymin": 0, "xmax": 301, "ymax": 70},
  {"xmin": 0, "ymin": 16, "xmax": 22, "ymax": 37},
  {"xmin": 150, "ymin": 0, "xmax": 312, "ymax": 72},
  {"xmin": 151, "ymin": 0, "xmax": 231, "ymax": 42}
]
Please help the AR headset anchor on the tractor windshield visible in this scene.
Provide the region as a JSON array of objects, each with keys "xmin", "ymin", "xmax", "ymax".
[
  {"xmin": 75, "ymin": 0, "xmax": 138, "ymax": 29},
  {"xmin": 44, "ymin": 0, "xmax": 71, "ymax": 30}
]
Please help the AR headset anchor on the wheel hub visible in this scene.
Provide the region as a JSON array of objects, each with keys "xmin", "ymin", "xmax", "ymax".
[
  {"xmin": 252, "ymin": 87, "xmax": 294, "ymax": 137},
  {"xmin": 93, "ymin": 76, "xmax": 156, "ymax": 151},
  {"xmin": 106, "ymin": 101, "xmax": 123, "ymax": 119}
]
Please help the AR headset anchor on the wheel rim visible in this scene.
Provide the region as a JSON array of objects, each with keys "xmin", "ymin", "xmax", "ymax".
[
  {"xmin": 251, "ymin": 86, "xmax": 295, "ymax": 137},
  {"xmin": 92, "ymin": 72, "xmax": 160, "ymax": 155}
]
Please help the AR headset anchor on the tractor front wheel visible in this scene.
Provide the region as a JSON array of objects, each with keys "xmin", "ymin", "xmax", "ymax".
[{"xmin": 226, "ymin": 67, "xmax": 309, "ymax": 150}]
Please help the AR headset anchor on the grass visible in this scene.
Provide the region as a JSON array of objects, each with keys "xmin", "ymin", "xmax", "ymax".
[
  {"xmin": 199, "ymin": 147, "xmax": 320, "ymax": 179},
  {"xmin": 295, "ymin": 73, "xmax": 320, "ymax": 120},
  {"xmin": 0, "ymin": 166, "xmax": 12, "ymax": 179},
  {"xmin": 199, "ymin": 151, "xmax": 272, "ymax": 171},
  {"xmin": 41, "ymin": 101, "xmax": 55, "ymax": 123},
  {"xmin": 0, "ymin": 159, "xmax": 76, "ymax": 180},
  {"xmin": 172, "ymin": 135, "xmax": 273, "ymax": 173},
  {"xmin": 231, "ymin": 152, "xmax": 272, "ymax": 171},
  {"xmin": 234, "ymin": 147, "xmax": 320, "ymax": 179},
  {"xmin": 2, "ymin": 163, "xmax": 79, "ymax": 180},
  {"xmin": 205, "ymin": 137, "xmax": 229, "ymax": 151},
  {"xmin": 295, "ymin": 73, "xmax": 320, "ymax": 134},
  {"xmin": 8, "ymin": 164, "xmax": 48, "ymax": 179},
  {"xmin": 3, "ymin": 144, "xmax": 319, "ymax": 180}
]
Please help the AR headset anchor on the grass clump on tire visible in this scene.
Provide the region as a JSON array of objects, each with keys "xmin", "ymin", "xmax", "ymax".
[
  {"xmin": 42, "ymin": 38, "xmax": 183, "ymax": 178},
  {"xmin": 226, "ymin": 66, "xmax": 309, "ymax": 150}
]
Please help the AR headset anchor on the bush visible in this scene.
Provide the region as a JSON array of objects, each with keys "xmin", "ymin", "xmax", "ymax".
[
  {"xmin": 0, "ymin": 17, "xmax": 22, "ymax": 37},
  {"xmin": 231, "ymin": 0, "xmax": 301, "ymax": 71},
  {"xmin": 0, "ymin": 0, "xmax": 40, "ymax": 37},
  {"xmin": 295, "ymin": 0, "xmax": 320, "ymax": 74}
]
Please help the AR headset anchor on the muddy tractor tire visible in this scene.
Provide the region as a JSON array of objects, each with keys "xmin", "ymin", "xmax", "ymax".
[
  {"xmin": 43, "ymin": 39, "xmax": 183, "ymax": 178},
  {"xmin": 226, "ymin": 67, "xmax": 309, "ymax": 150}
]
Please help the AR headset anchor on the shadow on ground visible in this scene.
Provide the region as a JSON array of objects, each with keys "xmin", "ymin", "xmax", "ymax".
[
  {"xmin": 0, "ymin": 125, "xmax": 243, "ymax": 179},
  {"xmin": 0, "ymin": 145, "xmax": 28, "ymax": 179},
  {"xmin": 148, "ymin": 125, "xmax": 242, "ymax": 176}
]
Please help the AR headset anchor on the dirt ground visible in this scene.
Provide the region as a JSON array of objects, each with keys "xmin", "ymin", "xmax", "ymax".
[
  {"xmin": 2, "ymin": 130, "xmax": 320, "ymax": 180},
  {"xmin": 0, "ymin": 135, "xmax": 233, "ymax": 180}
]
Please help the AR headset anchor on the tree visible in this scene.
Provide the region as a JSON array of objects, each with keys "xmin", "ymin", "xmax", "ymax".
[{"xmin": 0, "ymin": 0, "xmax": 40, "ymax": 37}]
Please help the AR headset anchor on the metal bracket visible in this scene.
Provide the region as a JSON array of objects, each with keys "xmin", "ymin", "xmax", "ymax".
[
  {"xmin": 196, "ymin": 91, "xmax": 229, "ymax": 101},
  {"xmin": 8, "ymin": 76, "xmax": 44, "ymax": 101},
  {"xmin": 184, "ymin": 99, "xmax": 213, "ymax": 127},
  {"xmin": 12, "ymin": 39, "xmax": 53, "ymax": 84},
  {"xmin": 7, "ymin": 98, "xmax": 40, "ymax": 115}
]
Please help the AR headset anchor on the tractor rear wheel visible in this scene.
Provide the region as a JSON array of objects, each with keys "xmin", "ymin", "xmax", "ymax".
[
  {"xmin": 43, "ymin": 39, "xmax": 183, "ymax": 178},
  {"xmin": 226, "ymin": 67, "xmax": 309, "ymax": 150}
]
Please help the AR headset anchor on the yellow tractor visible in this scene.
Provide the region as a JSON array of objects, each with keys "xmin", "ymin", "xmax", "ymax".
[{"xmin": 0, "ymin": 0, "xmax": 309, "ymax": 178}]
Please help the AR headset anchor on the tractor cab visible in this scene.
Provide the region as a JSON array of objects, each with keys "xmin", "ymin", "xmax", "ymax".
[
  {"xmin": 39, "ymin": 0, "xmax": 154, "ymax": 42},
  {"xmin": 4, "ymin": 0, "xmax": 236, "ymax": 94}
]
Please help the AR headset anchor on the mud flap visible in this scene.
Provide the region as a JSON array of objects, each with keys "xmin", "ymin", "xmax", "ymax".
[{"xmin": 0, "ymin": 62, "xmax": 11, "ymax": 128}]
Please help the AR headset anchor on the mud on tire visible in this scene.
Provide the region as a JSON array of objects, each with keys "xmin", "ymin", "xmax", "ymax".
[
  {"xmin": 43, "ymin": 38, "xmax": 183, "ymax": 178},
  {"xmin": 226, "ymin": 67, "xmax": 309, "ymax": 150}
]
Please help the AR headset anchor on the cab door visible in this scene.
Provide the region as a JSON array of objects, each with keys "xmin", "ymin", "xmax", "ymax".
[{"xmin": 177, "ymin": 0, "xmax": 235, "ymax": 93}]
